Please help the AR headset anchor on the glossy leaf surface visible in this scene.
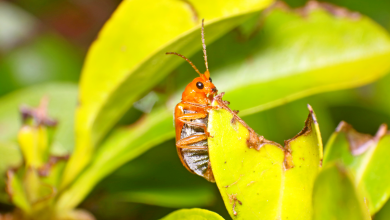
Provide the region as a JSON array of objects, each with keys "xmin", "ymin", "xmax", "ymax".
[
  {"xmin": 66, "ymin": 0, "xmax": 274, "ymax": 188},
  {"xmin": 169, "ymin": 2, "xmax": 390, "ymax": 116},
  {"xmin": 312, "ymin": 164, "xmax": 370, "ymax": 220},
  {"xmin": 161, "ymin": 208, "xmax": 225, "ymax": 220},
  {"xmin": 207, "ymin": 101, "xmax": 322, "ymax": 219},
  {"xmin": 59, "ymin": 3, "xmax": 390, "ymax": 209},
  {"xmin": 216, "ymin": 5, "xmax": 390, "ymax": 116},
  {"xmin": 323, "ymin": 122, "xmax": 390, "ymax": 214}
]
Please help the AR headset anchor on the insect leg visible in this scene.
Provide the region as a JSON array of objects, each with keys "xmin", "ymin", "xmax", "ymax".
[
  {"xmin": 177, "ymin": 112, "xmax": 210, "ymax": 136},
  {"xmin": 178, "ymin": 112, "xmax": 207, "ymax": 120},
  {"xmin": 178, "ymin": 118, "xmax": 208, "ymax": 134},
  {"xmin": 177, "ymin": 145, "xmax": 208, "ymax": 150},
  {"xmin": 182, "ymin": 101, "xmax": 219, "ymax": 111},
  {"xmin": 176, "ymin": 134, "xmax": 208, "ymax": 149}
]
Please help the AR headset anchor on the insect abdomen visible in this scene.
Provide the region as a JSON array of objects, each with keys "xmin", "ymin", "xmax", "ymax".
[{"xmin": 180, "ymin": 110, "xmax": 212, "ymax": 180}]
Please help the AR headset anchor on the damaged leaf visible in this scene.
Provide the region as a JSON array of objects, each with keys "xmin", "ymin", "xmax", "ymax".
[
  {"xmin": 59, "ymin": 1, "xmax": 390, "ymax": 210},
  {"xmin": 312, "ymin": 164, "xmax": 370, "ymax": 220},
  {"xmin": 207, "ymin": 94, "xmax": 323, "ymax": 219},
  {"xmin": 65, "ymin": 0, "xmax": 274, "ymax": 190},
  {"xmin": 206, "ymin": 2, "xmax": 390, "ymax": 116},
  {"xmin": 323, "ymin": 122, "xmax": 390, "ymax": 214}
]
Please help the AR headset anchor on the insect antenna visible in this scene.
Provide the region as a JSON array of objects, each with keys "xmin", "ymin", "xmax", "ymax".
[
  {"xmin": 201, "ymin": 19, "xmax": 208, "ymax": 72},
  {"xmin": 166, "ymin": 52, "xmax": 202, "ymax": 76}
]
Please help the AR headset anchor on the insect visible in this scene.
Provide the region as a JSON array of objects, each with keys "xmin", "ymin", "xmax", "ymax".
[{"xmin": 166, "ymin": 19, "xmax": 218, "ymax": 182}]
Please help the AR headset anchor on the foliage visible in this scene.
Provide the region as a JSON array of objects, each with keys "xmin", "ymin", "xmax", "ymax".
[
  {"xmin": 62, "ymin": 0, "xmax": 274, "ymax": 192},
  {"xmin": 324, "ymin": 122, "xmax": 390, "ymax": 214},
  {"xmin": 0, "ymin": 0, "xmax": 390, "ymax": 219},
  {"xmin": 312, "ymin": 164, "xmax": 370, "ymax": 220},
  {"xmin": 208, "ymin": 101, "xmax": 322, "ymax": 219},
  {"xmin": 160, "ymin": 208, "xmax": 225, "ymax": 220}
]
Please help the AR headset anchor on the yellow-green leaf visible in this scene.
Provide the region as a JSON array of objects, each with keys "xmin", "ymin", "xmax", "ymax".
[
  {"xmin": 323, "ymin": 122, "xmax": 390, "ymax": 214},
  {"xmin": 213, "ymin": 4, "xmax": 390, "ymax": 116},
  {"xmin": 111, "ymin": 188, "xmax": 214, "ymax": 208},
  {"xmin": 375, "ymin": 198, "xmax": 390, "ymax": 220},
  {"xmin": 0, "ymin": 83, "xmax": 76, "ymax": 203},
  {"xmin": 57, "ymin": 108, "xmax": 174, "ymax": 210},
  {"xmin": 85, "ymin": 3, "xmax": 390, "ymax": 192},
  {"xmin": 59, "ymin": 2, "xmax": 390, "ymax": 209},
  {"xmin": 65, "ymin": 0, "xmax": 274, "ymax": 189},
  {"xmin": 312, "ymin": 164, "xmax": 370, "ymax": 220},
  {"xmin": 161, "ymin": 208, "xmax": 225, "ymax": 220},
  {"xmin": 17, "ymin": 126, "xmax": 49, "ymax": 168},
  {"xmin": 6, "ymin": 170, "xmax": 31, "ymax": 214},
  {"xmin": 207, "ymin": 96, "xmax": 322, "ymax": 219}
]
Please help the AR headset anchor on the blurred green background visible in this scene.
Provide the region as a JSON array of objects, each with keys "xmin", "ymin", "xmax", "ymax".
[{"xmin": 0, "ymin": 0, "xmax": 390, "ymax": 219}]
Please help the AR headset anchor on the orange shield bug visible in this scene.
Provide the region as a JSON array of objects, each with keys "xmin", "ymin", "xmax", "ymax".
[{"xmin": 166, "ymin": 19, "xmax": 218, "ymax": 182}]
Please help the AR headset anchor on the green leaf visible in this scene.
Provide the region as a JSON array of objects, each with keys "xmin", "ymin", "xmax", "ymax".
[
  {"xmin": 6, "ymin": 169, "xmax": 31, "ymax": 214},
  {"xmin": 323, "ymin": 122, "xmax": 390, "ymax": 214},
  {"xmin": 374, "ymin": 198, "xmax": 390, "ymax": 220},
  {"xmin": 324, "ymin": 0, "xmax": 390, "ymax": 31},
  {"xmin": 312, "ymin": 164, "xmax": 370, "ymax": 220},
  {"xmin": 111, "ymin": 188, "xmax": 213, "ymax": 209},
  {"xmin": 207, "ymin": 97, "xmax": 322, "ymax": 219},
  {"xmin": 23, "ymin": 169, "xmax": 55, "ymax": 212},
  {"xmin": 59, "ymin": 3, "xmax": 390, "ymax": 209},
  {"xmin": 0, "ymin": 83, "xmax": 78, "ymax": 154},
  {"xmin": 65, "ymin": 0, "xmax": 274, "ymax": 189},
  {"xmin": 57, "ymin": 108, "xmax": 174, "ymax": 210},
  {"xmin": 94, "ymin": 140, "xmax": 215, "ymax": 209},
  {"xmin": 56, "ymin": 209, "xmax": 95, "ymax": 220},
  {"xmin": 17, "ymin": 126, "xmax": 49, "ymax": 167},
  {"xmin": 5, "ymin": 159, "xmax": 68, "ymax": 218},
  {"xmin": 0, "ymin": 141, "xmax": 22, "ymax": 203},
  {"xmin": 166, "ymin": 2, "xmax": 390, "ymax": 116},
  {"xmin": 161, "ymin": 208, "xmax": 225, "ymax": 220},
  {"xmin": 213, "ymin": 4, "xmax": 390, "ymax": 116}
]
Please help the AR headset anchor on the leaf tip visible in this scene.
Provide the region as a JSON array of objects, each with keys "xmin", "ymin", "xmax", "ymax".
[
  {"xmin": 307, "ymin": 104, "xmax": 318, "ymax": 124},
  {"xmin": 335, "ymin": 121, "xmax": 388, "ymax": 155}
]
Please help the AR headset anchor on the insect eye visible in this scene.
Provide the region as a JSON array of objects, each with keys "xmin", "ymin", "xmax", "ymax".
[
  {"xmin": 196, "ymin": 82, "xmax": 204, "ymax": 89},
  {"xmin": 209, "ymin": 77, "xmax": 212, "ymax": 82}
]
